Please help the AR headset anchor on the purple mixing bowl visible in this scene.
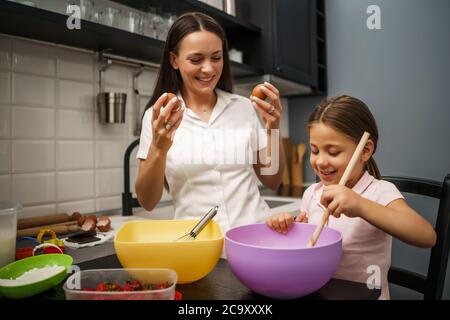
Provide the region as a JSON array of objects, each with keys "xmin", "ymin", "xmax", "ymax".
[{"xmin": 225, "ymin": 223, "xmax": 342, "ymax": 299}]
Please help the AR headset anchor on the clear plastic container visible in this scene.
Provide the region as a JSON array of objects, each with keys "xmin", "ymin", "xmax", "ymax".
[
  {"xmin": 63, "ymin": 268, "xmax": 177, "ymax": 300},
  {"xmin": 0, "ymin": 201, "xmax": 21, "ymax": 268}
]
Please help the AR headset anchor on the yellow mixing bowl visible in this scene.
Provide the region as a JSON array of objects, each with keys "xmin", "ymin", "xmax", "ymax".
[{"xmin": 114, "ymin": 220, "xmax": 224, "ymax": 284}]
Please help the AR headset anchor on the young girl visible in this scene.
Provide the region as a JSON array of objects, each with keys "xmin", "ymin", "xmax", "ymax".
[
  {"xmin": 136, "ymin": 12, "xmax": 285, "ymax": 235},
  {"xmin": 266, "ymin": 95, "xmax": 436, "ymax": 299}
]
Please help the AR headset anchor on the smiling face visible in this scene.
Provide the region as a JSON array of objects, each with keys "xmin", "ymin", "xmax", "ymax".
[
  {"xmin": 309, "ymin": 122, "xmax": 373, "ymax": 187},
  {"xmin": 169, "ymin": 30, "xmax": 223, "ymax": 97}
]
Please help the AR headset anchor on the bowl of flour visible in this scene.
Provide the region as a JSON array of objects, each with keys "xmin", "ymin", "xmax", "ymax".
[{"xmin": 0, "ymin": 254, "xmax": 73, "ymax": 299}]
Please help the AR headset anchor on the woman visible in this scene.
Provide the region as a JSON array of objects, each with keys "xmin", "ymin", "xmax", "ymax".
[{"xmin": 135, "ymin": 12, "xmax": 286, "ymax": 234}]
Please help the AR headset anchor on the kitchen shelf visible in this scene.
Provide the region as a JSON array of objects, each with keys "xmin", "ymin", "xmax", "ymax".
[
  {"xmin": 112, "ymin": 0, "xmax": 261, "ymax": 37},
  {"xmin": 0, "ymin": 1, "xmax": 261, "ymax": 78},
  {"xmin": 230, "ymin": 61, "xmax": 262, "ymax": 78}
]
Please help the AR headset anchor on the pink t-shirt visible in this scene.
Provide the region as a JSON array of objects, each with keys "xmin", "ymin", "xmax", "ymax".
[{"xmin": 301, "ymin": 171, "xmax": 404, "ymax": 300}]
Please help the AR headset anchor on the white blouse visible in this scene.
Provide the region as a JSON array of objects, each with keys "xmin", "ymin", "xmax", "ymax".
[{"xmin": 137, "ymin": 89, "xmax": 271, "ymax": 235}]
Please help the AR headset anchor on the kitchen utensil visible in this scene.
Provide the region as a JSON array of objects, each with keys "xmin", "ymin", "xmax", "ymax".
[
  {"xmin": 36, "ymin": 229, "xmax": 65, "ymax": 254},
  {"xmin": 114, "ymin": 219, "xmax": 223, "ymax": 283},
  {"xmin": 18, "ymin": 212, "xmax": 80, "ymax": 229},
  {"xmin": 0, "ymin": 201, "xmax": 20, "ymax": 268},
  {"xmin": 16, "ymin": 222, "xmax": 80, "ymax": 237},
  {"xmin": 64, "ymin": 268, "xmax": 177, "ymax": 300},
  {"xmin": 174, "ymin": 206, "xmax": 219, "ymax": 241},
  {"xmin": 308, "ymin": 132, "xmax": 370, "ymax": 247},
  {"xmin": 97, "ymin": 59, "xmax": 127, "ymax": 124},
  {"xmin": 292, "ymin": 143, "xmax": 306, "ymax": 187},
  {"xmin": 281, "ymin": 138, "xmax": 292, "ymax": 186},
  {"xmin": 225, "ymin": 223, "xmax": 342, "ymax": 299},
  {"xmin": 98, "ymin": 92, "xmax": 127, "ymax": 123},
  {"xmin": 0, "ymin": 253, "xmax": 73, "ymax": 299}
]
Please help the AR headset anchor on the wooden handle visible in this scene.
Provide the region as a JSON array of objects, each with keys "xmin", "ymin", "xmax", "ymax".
[
  {"xmin": 18, "ymin": 212, "xmax": 81, "ymax": 229},
  {"xmin": 292, "ymin": 143, "xmax": 306, "ymax": 187},
  {"xmin": 308, "ymin": 132, "xmax": 370, "ymax": 247},
  {"xmin": 16, "ymin": 221, "xmax": 81, "ymax": 237}
]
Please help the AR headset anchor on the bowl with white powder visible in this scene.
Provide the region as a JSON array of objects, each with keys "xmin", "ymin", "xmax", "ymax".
[{"xmin": 0, "ymin": 254, "xmax": 73, "ymax": 299}]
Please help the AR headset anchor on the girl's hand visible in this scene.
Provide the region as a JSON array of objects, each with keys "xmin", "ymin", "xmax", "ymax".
[
  {"xmin": 250, "ymin": 82, "xmax": 282, "ymax": 130},
  {"xmin": 150, "ymin": 93, "xmax": 184, "ymax": 152},
  {"xmin": 320, "ymin": 185, "xmax": 363, "ymax": 218},
  {"xmin": 266, "ymin": 211, "xmax": 308, "ymax": 234}
]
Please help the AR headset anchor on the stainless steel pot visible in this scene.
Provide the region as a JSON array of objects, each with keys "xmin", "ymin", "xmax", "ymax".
[{"xmin": 97, "ymin": 92, "xmax": 127, "ymax": 124}]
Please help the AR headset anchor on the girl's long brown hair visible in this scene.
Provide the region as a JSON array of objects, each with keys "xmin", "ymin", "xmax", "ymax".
[
  {"xmin": 146, "ymin": 12, "xmax": 233, "ymax": 110},
  {"xmin": 308, "ymin": 95, "xmax": 381, "ymax": 179}
]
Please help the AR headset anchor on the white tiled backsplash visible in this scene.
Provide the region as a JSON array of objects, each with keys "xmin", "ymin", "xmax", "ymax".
[{"xmin": 0, "ymin": 33, "xmax": 167, "ymax": 219}]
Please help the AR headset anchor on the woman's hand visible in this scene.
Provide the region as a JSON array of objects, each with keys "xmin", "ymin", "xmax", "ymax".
[
  {"xmin": 250, "ymin": 82, "xmax": 282, "ymax": 130},
  {"xmin": 320, "ymin": 185, "xmax": 363, "ymax": 218},
  {"xmin": 266, "ymin": 211, "xmax": 308, "ymax": 234},
  {"xmin": 150, "ymin": 93, "xmax": 184, "ymax": 152}
]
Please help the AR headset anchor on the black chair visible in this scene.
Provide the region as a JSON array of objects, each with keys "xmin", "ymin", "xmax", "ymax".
[{"xmin": 383, "ymin": 174, "xmax": 450, "ymax": 300}]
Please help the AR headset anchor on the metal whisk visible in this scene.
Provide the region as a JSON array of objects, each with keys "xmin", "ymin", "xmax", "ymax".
[{"xmin": 175, "ymin": 206, "xmax": 219, "ymax": 241}]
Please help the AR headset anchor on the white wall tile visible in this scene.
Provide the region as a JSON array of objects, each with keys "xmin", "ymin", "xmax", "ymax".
[
  {"xmin": 96, "ymin": 196, "xmax": 121, "ymax": 212},
  {"xmin": 0, "ymin": 141, "xmax": 10, "ymax": 174},
  {"xmin": 2, "ymin": 39, "xmax": 164, "ymax": 216},
  {"xmin": 12, "ymin": 141, "xmax": 55, "ymax": 173},
  {"xmin": 96, "ymin": 64, "xmax": 131, "ymax": 88},
  {"xmin": 19, "ymin": 204, "xmax": 57, "ymax": 219},
  {"xmin": 96, "ymin": 168, "xmax": 123, "ymax": 197},
  {"xmin": 0, "ymin": 175, "xmax": 11, "ymax": 201},
  {"xmin": 56, "ymin": 170, "xmax": 94, "ymax": 201},
  {"xmin": 127, "ymin": 115, "xmax": 139, "ymax": 139},
  {"xmin": 94, "ymin": 113, "xmax": 128, "ymax": 139},
  {"xmin": 57, "ymin": 109, "xmax": 93, "ymax": 138},
  {"xmin": 57, "ymin": 48, "xmax": 94, "ymax": 81},
  {"xmin": 12, "ymin": 173, "xmax": 55, "ymax": 205},
  {"xmin": 57, "ymin": 199, "xmax": 96, "ymax": 215},
  {"xmin": 13, "ymin": 74, "xmax": 55, "ymax": 107},
  {"xmin": 0, "ymin": 72, "xmax": 11, "ymax": 104},
  {"xmin": 12, "ymin": 106, "xmax": 55, "ymax": 138},
  {"xmin": 57, "ymin": 141, "xmax": 94, "ymax": 170},
  {"xmin": 95, "ymin": 141, "xmax": 125, "ymax": 168},
  {"xmin": 12, "ymin": 39, "xmax": 56, "ymax": 76},
  {"xmin": 58, "ymin": 80, "xmax": 94, "ymax": 110},
  {"xmin": 0, "ymin": 36, "xmax": 11, "ymax": 70},
  {"xmin": 0, "ymin": 105, "xmax": 10, "ymax": 137},
  {"xmin": 137, "ymin": 70, "xmax": 157, "ymax": 95}
]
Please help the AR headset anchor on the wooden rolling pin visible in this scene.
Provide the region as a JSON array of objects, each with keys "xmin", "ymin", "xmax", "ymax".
[
  {"xmin": 18, "ymin": 212, "xmax": 81, "ymax": 230},
  {"xmin": 17, "ymin": 221, "xmax": 81, "ymax": 237}
]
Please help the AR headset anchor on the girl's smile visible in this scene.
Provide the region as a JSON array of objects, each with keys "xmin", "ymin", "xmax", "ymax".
[{"xmin": 309, "ymin": 123, "xmax": 368, "ymax": 187}]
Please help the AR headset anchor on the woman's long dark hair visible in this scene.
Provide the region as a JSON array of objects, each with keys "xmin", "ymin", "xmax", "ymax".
[
  {"xmin": 146, "ymin": 12, "xmax": 233, "ymax": 110},
  {"xmin": 308, "ymin": 95, "xmax": 381, "ymax": 179}
]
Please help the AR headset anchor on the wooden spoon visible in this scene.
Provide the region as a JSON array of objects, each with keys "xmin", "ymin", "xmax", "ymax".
[{"xmin": 307, "ymin": 132, "xmax": 370, "ymax": 247}]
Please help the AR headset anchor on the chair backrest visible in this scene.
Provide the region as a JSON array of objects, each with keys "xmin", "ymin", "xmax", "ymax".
[{"xmin": 383, "ymin": 174, "xmax": 450, "ymax": 300}]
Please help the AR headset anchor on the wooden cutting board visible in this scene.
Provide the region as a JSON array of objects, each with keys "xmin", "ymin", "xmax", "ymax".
[
  {"xmin": 282, "ymin": 138, "xmax": 293, "ymax": 186},
  {"xmin": 292, "ymin": 143, "xmax": 306, "ymax": 187}
]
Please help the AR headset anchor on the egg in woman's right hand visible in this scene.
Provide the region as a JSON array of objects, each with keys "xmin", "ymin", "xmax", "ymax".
[
  {"xmin": 164, "ymin": 93, "xmax": 182, "ymax": 112},
  {"xmin": 252, "ymin": 84, "xmax": 267, "ymax": 100}
]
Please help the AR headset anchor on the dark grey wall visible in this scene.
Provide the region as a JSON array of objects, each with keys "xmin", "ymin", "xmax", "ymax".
[{"xmin": 288, "ymin": 0, "xmax": 450, "ymax": 299}]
